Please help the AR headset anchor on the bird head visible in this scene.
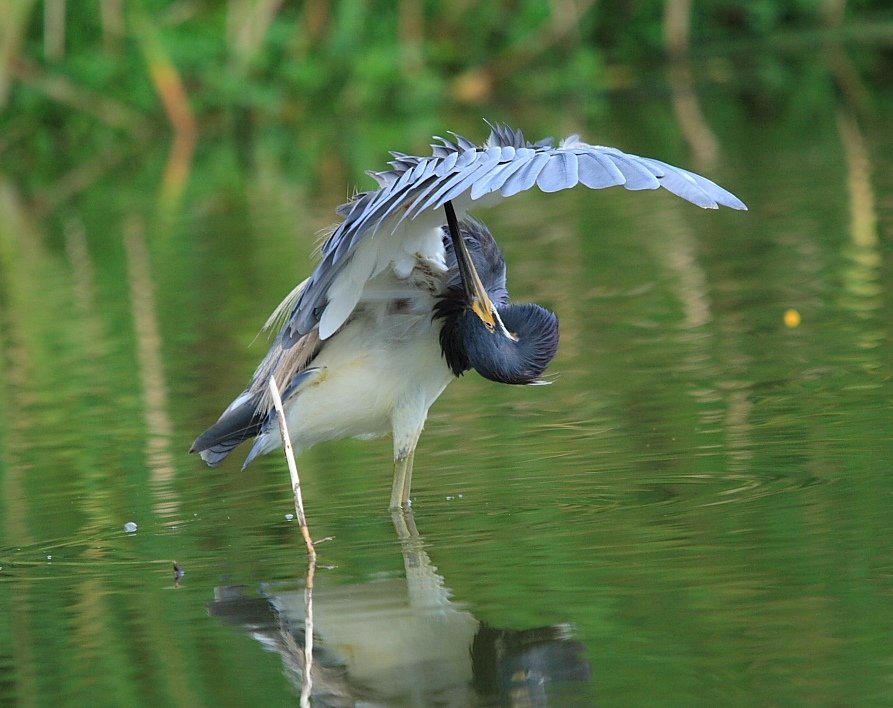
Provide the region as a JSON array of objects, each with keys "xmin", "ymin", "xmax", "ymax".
[
  {"xmin": 437, "ymin": 216, "xmax": 560, "ymax": 385},
  {"xmin": 456, "ymin": 302, "xmax": 559, "ymax": 385}
]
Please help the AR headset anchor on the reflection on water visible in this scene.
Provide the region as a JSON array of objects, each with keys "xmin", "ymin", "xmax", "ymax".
[{"xmin": 210, "ymin": 511, "xmax": 591, "ymax": 705}]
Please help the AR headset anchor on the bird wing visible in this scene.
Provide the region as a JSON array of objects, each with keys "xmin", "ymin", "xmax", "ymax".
[{"xmin": 280, "ymin": 122, "xmax": 747, "ymax": 344}]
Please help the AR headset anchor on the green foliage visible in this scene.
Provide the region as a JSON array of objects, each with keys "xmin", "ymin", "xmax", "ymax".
[{"xmin": 0, "ymin": 0, "xmax": 891, "ymax": 198}]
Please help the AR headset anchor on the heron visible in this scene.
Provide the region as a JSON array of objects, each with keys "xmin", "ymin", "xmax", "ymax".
[{"xmin": 191, "ymin": 123, "xmax": 746, "ymax": 509}]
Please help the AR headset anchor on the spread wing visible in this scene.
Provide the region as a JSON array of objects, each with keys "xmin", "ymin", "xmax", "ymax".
[{"xmin": 281, "ymin": 122, "xmax": 747, "ymax": 345}]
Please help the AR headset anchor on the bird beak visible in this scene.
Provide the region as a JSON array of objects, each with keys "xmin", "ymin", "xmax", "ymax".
[
  {"xmin": 443, "ymin": 202, "xmax": 497, "ymax": 331},
  {"xmin": 456, "ymin": 235, "xmax": 497, "ymax": 331}
]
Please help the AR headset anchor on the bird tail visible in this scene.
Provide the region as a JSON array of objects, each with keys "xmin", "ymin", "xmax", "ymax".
[
  {"xmin": 190, "ymin": 394, "xmax": 264, "ymax": 467},
  {"xmin": 190, "ymin": 368, "xmax": 324, "ymax": 468}
]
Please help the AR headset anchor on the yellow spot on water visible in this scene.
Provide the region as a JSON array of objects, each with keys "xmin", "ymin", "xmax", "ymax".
[{"xmin": 784, "ymin": 308, "xmax": 801, "ymax": 328}]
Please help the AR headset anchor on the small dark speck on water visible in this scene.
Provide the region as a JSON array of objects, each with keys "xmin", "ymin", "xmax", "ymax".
[{"xmin": 173, "ymin": 562, "xmax": 185, "ymax": 586}]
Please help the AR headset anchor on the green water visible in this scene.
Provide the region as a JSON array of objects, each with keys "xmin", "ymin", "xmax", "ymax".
[{"xmin": 2, "ymin": 67, "xmax": 892, "ymax": 706}]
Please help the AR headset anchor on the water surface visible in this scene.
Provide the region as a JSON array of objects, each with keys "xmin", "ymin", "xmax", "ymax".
[{"xmin": 1, "ymin": 65, "xmax": 892, "ymax": 706}]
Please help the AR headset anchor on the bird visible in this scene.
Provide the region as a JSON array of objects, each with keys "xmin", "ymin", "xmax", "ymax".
[{"xmin": 191, "ymin": 123, "xmax": 746, "ymax": 509}]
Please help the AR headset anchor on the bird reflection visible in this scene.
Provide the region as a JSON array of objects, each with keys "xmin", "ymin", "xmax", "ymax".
[{"xmin": 209, "ymin": 511, "xmax": 591, "ymax": 705}]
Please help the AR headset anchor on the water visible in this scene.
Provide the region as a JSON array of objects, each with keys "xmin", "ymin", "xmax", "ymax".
[{"xmin": 2, "ymin": 66, "xmax": 892, "ymax": 705}]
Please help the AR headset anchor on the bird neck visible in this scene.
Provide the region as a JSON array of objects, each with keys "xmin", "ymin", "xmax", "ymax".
[{"xmin": 434, "ymin": 290, "xmax": 472, "ymax": 377}]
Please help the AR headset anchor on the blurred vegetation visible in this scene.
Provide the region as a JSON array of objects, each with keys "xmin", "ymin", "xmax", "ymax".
[
  {"xmin": 1, "ymin": 5, "xmax": 892, "ymax": 705},
  {"xmin": 1, "ymin": 0, "xmax": 892, "ymax": 204}
]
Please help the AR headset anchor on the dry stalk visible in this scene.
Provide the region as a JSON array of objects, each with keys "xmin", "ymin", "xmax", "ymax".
[{"xmin": 268, "ymin": 375, "xmax": 316, "ymax": 707}]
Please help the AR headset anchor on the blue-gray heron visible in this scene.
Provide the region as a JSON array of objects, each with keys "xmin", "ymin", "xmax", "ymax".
[{"xmin": 191, "ymin": 124, "xmax": 746, "ymax": 508}]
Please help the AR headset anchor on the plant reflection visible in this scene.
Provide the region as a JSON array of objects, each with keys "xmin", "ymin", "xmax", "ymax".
[{"xmin": 209, "ymin": 510, "xmax": 591, "ymax": 705}]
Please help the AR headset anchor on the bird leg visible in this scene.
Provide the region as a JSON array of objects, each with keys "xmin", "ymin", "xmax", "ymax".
[
  {"xmin": 390, "ymin": 447, "xmax": 416, "ymax": 510},
  {"xmin": 390, "ymin": 397, "xmax": 427, "ymax": 509}
]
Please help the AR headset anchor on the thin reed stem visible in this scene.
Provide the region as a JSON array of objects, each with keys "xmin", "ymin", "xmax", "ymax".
[{"xmin": 267, "ymin": 376, "xmax": 315, "ymax": 707}]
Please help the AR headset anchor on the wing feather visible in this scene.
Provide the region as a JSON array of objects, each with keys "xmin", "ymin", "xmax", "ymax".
[
  {"xmin": 275, "ymin": 123, "xmax": 747, "ymax": 344},
  {"xmin": 433, "ymin": 147, "xmax": 459, "ymax": 175},
  {"xmin": 501, "ymin": 151, "xmax": 551, "ymax": 197},
  {"xmin": 470, "ymin": 147, "xmax": 536, "ymax": 199},
  {"xmin": 411, "ymin": 145, "xmax": 503, "ymax": 215},
  {"xmin": 576, "ymin": 152, "xmax": 626, "ymax": 189},
  {"xmin": 644, "ymin": 158, "xmax": 748, "ymax": 210},
  {"xmin": 536, "ymin": 151, "xmax": 579, "ymax": 193},
  {"xmin": 600, "ymin": 149, "xmax": 662, "ymax": 190}
]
